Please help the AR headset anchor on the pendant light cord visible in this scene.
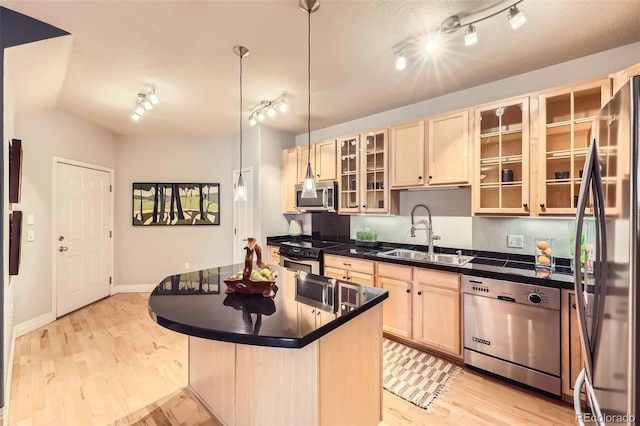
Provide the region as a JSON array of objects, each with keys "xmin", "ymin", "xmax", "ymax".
[
  {"xmin": 239, "ymin": 54, "xmax": 244, "ymax": 177},
  {"xmin": 307, "ymin": 7, "xmax": 311, "ymax": 166}
]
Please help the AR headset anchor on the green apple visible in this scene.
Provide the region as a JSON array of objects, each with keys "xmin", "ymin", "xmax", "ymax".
[{"xmin": 260, "ymin": 268, "xmax": 272, "ymax": 278}]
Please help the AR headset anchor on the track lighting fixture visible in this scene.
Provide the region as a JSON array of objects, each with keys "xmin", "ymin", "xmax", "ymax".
[
  {"xmin": 393, "ymin": 0, "xmax": 526, "ymax": 70},
  {"xmin": 247, "ymin": 95, "xmax": 288, "ymax": 126},
  {"xmin": 131, "ymin": 87, "xmax": 160, "ymax": 121}
]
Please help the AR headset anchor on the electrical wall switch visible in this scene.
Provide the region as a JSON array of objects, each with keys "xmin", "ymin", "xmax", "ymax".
[
  {"xmin": 27, "ymin": 214, "xmax": 35, "ymax": 225},
  {"xmin": 27, "ymin": 230, "xmax": 35, "ymax": 242},
  {"xmin": 507, "ymin": 235, "xmax": 524, "ymax": 248},
  {"xmin": 184, "ymin": 262, "xmax": 190, "ymax": 269}
]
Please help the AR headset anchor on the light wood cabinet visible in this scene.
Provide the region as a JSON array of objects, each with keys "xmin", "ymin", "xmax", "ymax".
[
  {"xmin": 337, "ymin": 130, "xmax": 397, "ymax": 214},
  {"xmin": 473, "ymin": 97, "xmax": 531, "ymax": 215},
  {"xmin": 298, "ymin": 304, "xmax": 336, "ymax": 335},
  {"xmin": 611, "ymin": 62, "xmax": 640, "ymax": 94},
  {"xmin": 267, "ymin": 245, "xmax": 280, "ymax": 266},
  {"xmin": 324, "ymin": 254, "xmax": 375, "ymax": 286},
  {"xmin": 427, "ymin": 109, "xmax": 470, "ymax": 186},
  {"xmin": 377, "ymin": 263, "xmax": 413, "ymax": 339},
  {"xmin": 412, "ymin": 269, "xmax": 461, "ymax": 358},
  {"xmin": 390, "ymin": 120, "xmax": 426, "ymax": 188},
  {"xmin": 537, "ymin": 79, "xmax": 611, "ymax": 215},
  {"xmin": 282, "ymin": 147, "xmax": 299, "ymax": 213},
  {"xmin": 298, "ymin": 139, "xmax": 337, "ymax": 183},
  {"xmin": 561, "ymin": 289, "xmax": 586, "ymax": 402}
]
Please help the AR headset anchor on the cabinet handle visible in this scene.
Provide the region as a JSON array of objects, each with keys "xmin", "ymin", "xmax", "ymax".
[
  {"xmin": 523, "ymin": 203, "xmax": 528, "ymax": 209},
  {"xmin": 343, "ymin": 276, "xmax": 347, "ymax": 279},
  {"xmin": 539, "ymin": 203, "xmax": 546, "ymax": 209},
  {"xmin": 362, "ymin": 205, "xmax": 367, "ymax": 208},
  {"xmin": 317, "ymin": 311, "xmax": 321, "ymax": 316},
  {"xmin": 572, "ymin": 303, "xmax": 577, "ymax": 309},
  {"xmin": 343, "ymin": 263, "xmax": 351, "ymax": 266},
  {"xmin": 418, "ymin": 176, "xmax": 423, "ymax": 180},
  {"xmin": 406, "ymin": 289, "xmax": 411, "ymax": 293},
  {"xmin": 428, "ymin": 175, "xmax": 433, "ymax": 180},
  {"xmin": 417, "ymin": 291, "xmax": 422, "ymax": 296},
  {"xmin": 355, "ymin": 205, "xmax": 359, "ymax": 208}
]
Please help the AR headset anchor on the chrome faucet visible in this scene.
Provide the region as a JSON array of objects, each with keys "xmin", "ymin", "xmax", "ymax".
[{"xmin": 410, "ymin": 204, "xmax": 440, "ymax": 255}]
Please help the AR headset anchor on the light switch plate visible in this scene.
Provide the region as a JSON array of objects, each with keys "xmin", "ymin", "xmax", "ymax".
[
  {"xmin": 507, "ymin": 235, "xmax": 524, "ymax": 248},
  {"xmin": 27, "ymin": 230, "xmax": 35, "ymax": 242},
  {"xmin": 27, "ymin": 214, "xmax": 35, "ymax": 225}
]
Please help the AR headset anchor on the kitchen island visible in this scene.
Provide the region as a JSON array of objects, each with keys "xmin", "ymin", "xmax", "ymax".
[{"xmin": 148, "ymin": 263, "xmax": 388, "ymax": 426}]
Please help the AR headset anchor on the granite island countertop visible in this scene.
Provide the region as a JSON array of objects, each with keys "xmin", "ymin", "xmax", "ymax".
[{"xmin": 148, "ymin": 263, "xmax": 388, "ymax": 348}]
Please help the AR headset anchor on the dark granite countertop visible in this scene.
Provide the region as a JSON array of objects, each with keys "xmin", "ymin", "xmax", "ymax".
[
  {"xmin": 148, "ymin": 263, "xmax": 388, "ymax": 348},
  {"xmin": 267, "ymin": 236, "xmax": 577, "ymax": 289}
]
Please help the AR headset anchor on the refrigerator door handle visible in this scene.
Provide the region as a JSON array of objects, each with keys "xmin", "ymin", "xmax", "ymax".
[
  {"xmin": 574, "ymin": 139, "xmax": 597, "ymax": 377},
  {"xmin": 574, "ymin": 368, "xmax": 606, "ymax": 426}
]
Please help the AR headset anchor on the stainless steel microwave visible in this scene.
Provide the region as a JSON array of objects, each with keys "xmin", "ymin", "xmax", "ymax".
[
  {"xmin": 295, "ymin": 272, "xmax": 337, "ymax": 313},
  {"xmin": 294, "ymin": 181, "xmax": 337, "ymax": 212}
]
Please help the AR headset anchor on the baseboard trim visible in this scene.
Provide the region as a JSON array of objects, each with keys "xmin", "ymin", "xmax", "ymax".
[
  {"xmin": 113, "ymin": 284, "xmax": 156, "ymax": 293},
  {"xmin": 14, "ymin": 312, "xmax": 56, "ymax": 338}
]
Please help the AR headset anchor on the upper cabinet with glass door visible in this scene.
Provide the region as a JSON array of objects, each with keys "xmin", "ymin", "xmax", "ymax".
[
  {"xmin": 360, "ymin": 129, "xmax": 398, "ymax": 214},
  {"xmin": 338, "ymin": 134, "xmax": 361, "ymax": 214},
  {"xmin": 473, "ymin": 98, "xmax": 530, "ymax": 215},
  {"xmin": 537, "ymin": 79, "xmax": 611, "ymax": 215}
]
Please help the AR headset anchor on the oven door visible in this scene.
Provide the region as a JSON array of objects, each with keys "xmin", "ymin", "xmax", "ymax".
[{"xmin": 279, "ymin": 254, "xmax": 319, "ymax": 275}]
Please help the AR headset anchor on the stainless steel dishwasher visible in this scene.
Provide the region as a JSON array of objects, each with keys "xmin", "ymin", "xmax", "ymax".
[{"xmin": 463, "ymin": 275, "xmax": 561, "ymax": 396}]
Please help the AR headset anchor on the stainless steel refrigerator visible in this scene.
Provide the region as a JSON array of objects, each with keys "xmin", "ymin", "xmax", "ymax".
[{"xmin": 573, "ymin": 75, "xmax": 639, "ymax": 425}]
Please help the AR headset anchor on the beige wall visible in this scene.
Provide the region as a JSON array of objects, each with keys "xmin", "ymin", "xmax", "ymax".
[
  {"xmin": 114, "ymin": 134, "xmax": 235, "ymax": 289},
  {"xmin": 13, "ymin": 110, "xmax": 118, "ymax": 326}
]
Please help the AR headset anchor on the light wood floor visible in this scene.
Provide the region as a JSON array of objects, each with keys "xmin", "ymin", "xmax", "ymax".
[{"xmin": 9, "ymin": 293, "xmax": 576, "ymax": 425}]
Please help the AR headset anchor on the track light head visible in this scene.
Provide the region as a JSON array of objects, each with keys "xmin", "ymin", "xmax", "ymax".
[
  {"xmin": 249, "ymin": 115, "xmax": 257, "ymax": 126},
  {"xmin": 268, "ymin": 106, "xmax": 276, "ymax": 117},
  {"xmin": 507, "ymin": 5, "xmax": 526, "ymax": 29},
  {"xmin": 425, "ymin": 39, "xmax": 438, "ymax": 54},
  {"xmin": 279, "ymin": 99, "xmax": 288, "ymax": 113},
  {"xmin": 464, "ymin": 25, "xmax": 478, "ymax": 46}
]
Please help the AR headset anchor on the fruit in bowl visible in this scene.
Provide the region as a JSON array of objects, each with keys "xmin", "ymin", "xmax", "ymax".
[{"xmin": 224, "ymin": 238, "xmax": 277, "ymax": 297}]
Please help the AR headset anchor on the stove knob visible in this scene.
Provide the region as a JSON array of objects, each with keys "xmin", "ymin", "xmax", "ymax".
[
  {"xmin": 342, "ymin": 304, "xmax": 347, "ymax": 311},
  {"xmin": 528, "ymin": 293, "xmax": 542, "ymax": 304}
]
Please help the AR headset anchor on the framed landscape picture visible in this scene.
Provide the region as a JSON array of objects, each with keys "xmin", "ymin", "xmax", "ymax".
[{"xmin": 132, "ymin": 183, "xmax": 220, "ymax": 226}]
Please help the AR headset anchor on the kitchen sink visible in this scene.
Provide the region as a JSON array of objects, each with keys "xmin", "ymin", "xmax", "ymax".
[{"xmin": 377, "ymin": 249, "xmax": 475, "ymax": 266}]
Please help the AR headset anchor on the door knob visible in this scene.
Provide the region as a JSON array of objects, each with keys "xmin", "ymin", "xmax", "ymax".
[{"xmin": 58, "ymin": 246, "xmax": 68, "ymax": 252}]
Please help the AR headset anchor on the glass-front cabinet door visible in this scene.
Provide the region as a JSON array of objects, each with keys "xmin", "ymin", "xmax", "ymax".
[
  {"xmin": 338, "ymin": 135, "xmax": 361, "ymax": 213},
  {"xmin": 473, "ymin": 97, "xmax": 530, "ymax": 215},
  {"xmin": 360, "ymin": 129, "xmax": 388, "ymax": 213},
  {"xmin": 537, "ymin": 79, "xmax": 610, "ymax": 215}
]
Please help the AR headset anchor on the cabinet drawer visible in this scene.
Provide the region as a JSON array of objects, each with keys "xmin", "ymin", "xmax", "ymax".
[
  {"xmin": 415, "ymin": 268, "xmax": 460, "ymax": 291},
  {"xmin": 324, "ymin": 255, "xmax": 374, "ymax": 275},
  {"xmin": 377, "ymin": 262, "xmax": 413, "ymax": 282}
]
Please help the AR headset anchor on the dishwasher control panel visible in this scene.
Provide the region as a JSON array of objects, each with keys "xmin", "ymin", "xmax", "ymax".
[{"xmin": 463, "ymin": 276, "xmax": 560, "ymax": 310}]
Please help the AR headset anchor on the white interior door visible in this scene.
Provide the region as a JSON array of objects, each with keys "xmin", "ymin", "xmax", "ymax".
[
  {"xmin": 232, "ymin": 168, "xmax": 254, "ymax": 264},
  {"xmin": 56, "ymin": 162, "xmax": 112, "ymax": 317}
]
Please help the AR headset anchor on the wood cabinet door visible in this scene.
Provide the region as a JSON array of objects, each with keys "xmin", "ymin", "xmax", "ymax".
[
  {"xmin": 473, "ymin": 97, "xmax": 531, "ymax": 215},
  {"xmin": 315, "ymin": 139, "xmax": 337, "ymax": 181},
  {"xmin": 348, "ymin": 271, "xmax": 375, "ymax": 287},
  {"xmin": 537, "ymin": 78, "xmax": 610, "ymax": 216},
  {"xmin": 390, "ymin": 120, "xmax": 425, "ymax": 188},
  {"xmin": 298, "ymin": 305, "xmax": 317, "ymax": 336},
  {"xmin": 324, "ymin": 265, "xmax": 346, "ymax": 281},
  {"xmin": 378, "ymin": 276, "xmax": 412, "ymax": 339},
  {"xmin": 337, "ymin": 135, "xmax": 362, "ymax": 213},
  {"xmin": 412, "ymin": 283, "xmax": 461, "ymax": 357},
  {"xmin": 427, "ymin": 110, "xmax": 470, "ymax": 185},
  {"xmin": 267, "ymin": 246, "xmax": 280, "ymax": 266},
  {"xmin": 282, "ymin": 147, "xmax": 299, "ymax": 213},
  {"xmin": 297, "ymin": 144, "xmax": 316, "ymax": 184}
]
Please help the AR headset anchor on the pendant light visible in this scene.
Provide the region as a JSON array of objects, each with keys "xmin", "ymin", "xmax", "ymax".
[
  {"xmin": 300, "ymin": 0, "xmax": 319, "ymax": 198},
  {"xmin": 233, "ymin": 45, "xmax": 249, "ymax": 202}
]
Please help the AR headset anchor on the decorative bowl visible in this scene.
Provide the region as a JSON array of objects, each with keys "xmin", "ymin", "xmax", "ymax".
[{"xmin": 223, "ymin": 238, "xmax": 278, "ymax": 298}]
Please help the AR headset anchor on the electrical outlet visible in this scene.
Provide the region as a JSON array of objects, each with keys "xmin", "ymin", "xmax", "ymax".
[
  {"xmin": 184, "ymin": 262, "xmax": 190, "ymax": 269},
  {"xmin": 507, "ymin": 235, "xmax": 524, "ymax": 248}
]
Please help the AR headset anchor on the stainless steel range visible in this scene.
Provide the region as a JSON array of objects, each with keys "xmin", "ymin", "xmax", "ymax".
[
  {"xmin": 278, "ymin": 240, "xmax": 340, "ymax": 275},
  {"xmin": 462, "ymin": 275, "xmax": 561, "ymax": 396}
]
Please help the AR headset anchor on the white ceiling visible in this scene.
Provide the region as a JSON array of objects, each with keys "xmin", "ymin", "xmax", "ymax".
[{"xmin": 2, "ymin": 0, "xmax": 640, "ymax": 139}]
